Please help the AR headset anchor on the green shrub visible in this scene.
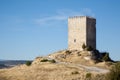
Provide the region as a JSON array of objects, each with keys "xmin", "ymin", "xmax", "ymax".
[
  {"xmin": 86, "ymin": 73, "xmax": 92, "ymax": 79},
  {"xmin": 65, "ymin": 50, "xmax": 71, "ymax": 54},
  {"xmin": 102, "ymin": 52, "xmax": 111, "ymax": 61},
  {"xmin": 82, "ymin": 43, "xmax": 86, "ymax": 50},
  {"xmin": 48, "ymin": 59, "xmax": 56, "ymax": 63},
  {"xmin": 40, "ymin": 59, "xmax": 48, "ymax": 62},
  {"xmin": 105, "ymin": 62, "xmax": 120, "ymax": 80},
  {"xmin": 26, "ymin": 61, "xmax": 32, "ymax": 66},
  {"xmin": 40, "ymin": 59, "xmax": 56, "ymax": 63},
  {"xmin": 86, "ymin": 46, "xmax": 94, "ymax": 51},
  {"xmin": 71, "ymin": 71, "xmax": 79, "ymax": 74}
]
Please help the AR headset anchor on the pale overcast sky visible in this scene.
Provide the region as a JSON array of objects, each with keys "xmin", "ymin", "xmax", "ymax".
[{"xmin": 0, "ymin": 0, "xmax": 120, "ymax": 60}]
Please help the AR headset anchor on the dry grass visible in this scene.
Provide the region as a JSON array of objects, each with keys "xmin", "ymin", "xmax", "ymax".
[
  {"xmin": 0, "ymin": 50, "xmax": 111, "ymax": 80},
  {"xmin": 0, "ymin": 63, "xmax": 87, "ymax": 80}
]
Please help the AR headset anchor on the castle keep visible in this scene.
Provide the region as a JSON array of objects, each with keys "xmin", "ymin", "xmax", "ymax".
[{"xmin": 68, "ymin": 16, "xmax": 96, "ymax": 51}]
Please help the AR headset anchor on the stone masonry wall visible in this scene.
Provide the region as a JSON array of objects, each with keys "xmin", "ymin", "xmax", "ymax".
[{"xmin": 68, "ymin": 16, "xmax": 96, "ymax": 51}]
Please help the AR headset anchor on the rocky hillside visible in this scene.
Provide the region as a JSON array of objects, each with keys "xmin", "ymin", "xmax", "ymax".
[
  {"xmin": 0, "ymin": 50, "xmax": 114, "ymax": 80},
  {"xmin": 47, "ymin": 50, "xmax": 113, "ymax": 67}
]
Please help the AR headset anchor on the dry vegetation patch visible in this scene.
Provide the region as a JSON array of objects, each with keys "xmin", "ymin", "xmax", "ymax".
[{"xmin": 0, "ymin": 50, "xmax": 113, "ymax": 80}]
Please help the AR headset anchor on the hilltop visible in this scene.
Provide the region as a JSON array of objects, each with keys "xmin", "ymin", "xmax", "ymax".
[{"xmin": 0, "ymin": 49, "xmax": 114, "ymax": 80}]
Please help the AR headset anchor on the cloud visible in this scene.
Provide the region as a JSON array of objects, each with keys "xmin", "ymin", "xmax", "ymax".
[
  {"xmin": 35, "ymin": 8, "xmax": 95, "ymax": 26},
  {"xmin": 35, "ymin": 15, "xmax": 67, "ymax": 25}
]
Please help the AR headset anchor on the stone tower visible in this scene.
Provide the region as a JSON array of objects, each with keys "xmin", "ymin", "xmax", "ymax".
[{"xmin": 68, "ymin": 16, "xmax": 96, "ymax": 51}]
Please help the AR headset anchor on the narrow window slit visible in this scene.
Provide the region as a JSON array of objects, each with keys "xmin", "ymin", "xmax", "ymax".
[{"xmin": 74, "ymin": 39, "xmax": 76, "ymax": 43}]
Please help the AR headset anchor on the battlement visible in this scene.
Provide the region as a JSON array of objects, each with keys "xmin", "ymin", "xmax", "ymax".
[{"xmin": 69, "ymin": 16, "xmax": 96, "ymax": 20}]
